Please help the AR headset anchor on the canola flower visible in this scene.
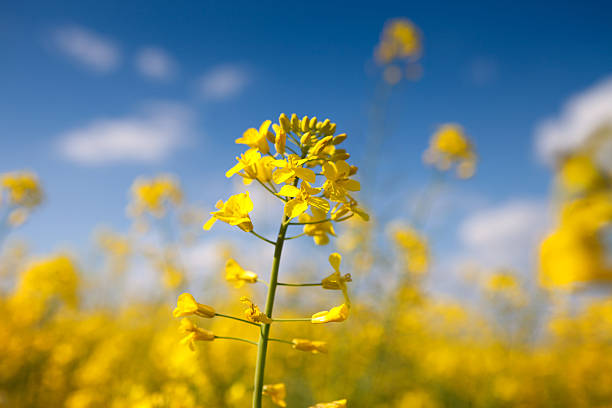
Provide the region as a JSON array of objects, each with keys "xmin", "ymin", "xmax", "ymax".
[
  {"xmin": 0, "ymin": 170, "xmax": 44, "ymax": 227},
  {"xmin": 129, "ymin": 175, "xmax": 182, "ymax": 217},
  {"xmin": 310, "ymin": 399, "xmax": 348, "ymax": 408},
  {"xmin": 186, "ymin": 113, "xmax": 367, "ymax": 407},
  {"xmin": 375, "ymin": 18, "xmax": 423, "ymax": 84},
  {"xmin": 424, "ymin": 124, "xmax": 477, "ymax": 178}
]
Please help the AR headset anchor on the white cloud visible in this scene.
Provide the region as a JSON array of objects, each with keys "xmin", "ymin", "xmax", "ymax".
[
  {"xmin": 135, "ymin": 47, "xmax": 176, "ymax": 80},
  {"xmin": 57, "ymin": 102, "xmax": 194, "ymax": 165},
  {"xmin": 53, "ymin": 25, "xmax": 120, "ymax": 73},
  {"xmin": 457, "ymin": 199, "xmax": 550, "ymax": 269},
  {"xmin": 197, "ymin": 65, "xmax": 249, "ymax": 100},
  {"xmin": 535, "ymin": 76, "xmax": 612, "ymax": 165}
]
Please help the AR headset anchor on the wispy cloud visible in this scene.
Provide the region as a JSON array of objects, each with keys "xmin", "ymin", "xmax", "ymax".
[
  {"xmin": 52, "ymin": 25, "xmax": 120, "ymax": 73},
  {"xmin": 197, "ymin": 64, "xmax": 249, "ymax": 100},
  {"xmin": 535, "ymin": 76, "xmax": 612, "ymax": 165},
  {"xmin": 57, "ymin": 102, "xmax": 194, "ymax": 165},
  {"xmin": 457, "ymin": 199, "xmax": 550, "ymax": 270},
  {"xmin": 135, "ymin": 47, "xmax": 177, "ymax": 81}
]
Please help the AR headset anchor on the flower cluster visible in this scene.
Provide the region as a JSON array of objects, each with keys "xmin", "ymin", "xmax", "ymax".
[
  {"xmin": 193, "ymin": 114, "xmax": 367, "ymax": 406},
  {"xmin": 128, "ymin": 174, "xmax": 183, "ymax": 218},
  {"xmin": 374, "ymin": 18, "xmax": 423, "ymax": 84},
  {"xmin": 0, "ymin": 170, "xmax": 43, "ymax": 226},
  {"xmin": 424, "ymin": 123, "xmax": 477, "ymax": 178}
]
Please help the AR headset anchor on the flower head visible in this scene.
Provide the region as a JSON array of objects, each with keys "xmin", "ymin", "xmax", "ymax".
[
  {"xmin": 225, "ymin": 259, "xmax": 258, "ymax": 288},
  {"xmin": 203, "ymin": 192, "xmax": 254, "ymax": 232},
  {"xmin": 240, "ymin": 297, "xmax": 272, "ymax": 324},
  {"xmin": 375, "ymin": 18, "xmax": 421, "ymax": 64},
  {"xmin": 311, "ymin": 303, "xmax": 350, "ymax": 324},
  {"xmin": 130, "ymin": 175, "xmax": 182, "ymax": 217},
  {"xmin": 321, "ymin": 253, "xmax": 351, "ymax": 305},
  {"xmin": 235, "ymin": 120, "xmax": 272, "ymax": 154},
  {"xmin": 263, "ymin": 383, "xmax": 287, "ymax": 407},
  {"xmin": 179, "ymin": 319, "xmax": 215, "ymax": 351},
  {"xmin": 1, "ymin": 171, "xmax": 43, "ymax": 208},
  {"xmin": 300, "ymin": 208, "xmax": 336, "ymax": 245},
  {"xmin": 292, "ymin": 338, "xmax": 328, "ymax": 354},
  {"xmin": 173, "ymin": 293, "xmax": 216, "ymax": 318},
  {"xmin": 277, "ymin": 182, "xmax": 330, "ymax": 219},
  {"xmin": 322, "ymin": 160, "xmax": 360, "ymax": 202},
  {"xmin": 271, "ymin": 154, "xmax": 316, "ymax": 185},
  {"xmin": 424, "ymin": 124, "xmax": 476, "ymax": 178},
  {"xmin": 393, "ymin": 226, "xmax": 429, "ymax": 275}
]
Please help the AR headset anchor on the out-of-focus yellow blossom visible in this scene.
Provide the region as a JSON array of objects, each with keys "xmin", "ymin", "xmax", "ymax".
[
  {"xmin": 539, "ymin": 194, "xmax": 612, "ymax": 288},
  {"xmin": 278, "ymin": 182, "xmax": 330, "ymax": 219},
  {"xmin": 179, "ymin": 319, "xmax": 215, "ymax": 351},
  {"xmin": 375, "ymin": 18, "xmax": 421, "ymax": 64},
  {"xmin": 271, "ymin": 154, "xmax": 316, "ymax": 185},
  {"xmin": 312, "ymin": 303, "xmax": 349, "ymax": 324},
  {"xmin": 321, "ymin": 253, "xmax": 351, "ymax": 305},
  {"xmin": 300, "ymin": 207, "xmax": 336, "ymax": 245},
  {"xmin": 263, "ymin": 383, "xmax": 287, "ymax": 407},
  {"xmin": 292, "ymin": 338, "xmax": 328, "ymax": 354},
  {"xmin": 240, "ymin": 296, "xmax": 271, "ymax": 324},
  {"xmin": 486, "ymin": 272, "xmax": 518, "ymax": 292},
  {"xmin": 310, "ymin": 399, "xmax": 347, "ymax": 408},
  {"xmin": 224, "ymin": 258, "xmax": 258, "ymax": 288},
  {"xmin": 1, "ymin": 170, "xmax": 43, "ymax": 208},
  {"xmin": 393, "ymin": 226, "xmax": 429, "ymax": 274},
  {"xmin": 172, "ymin": 293, "xmax": 216, "ymax": 318},
  {"xmin": 424, "ymin": 124, "xmax": 476, "ymax": 178},
  {"xmin": 10, "ymin": 254, "xmax": 80, "ymax": 322},
  {"xmin": 397, "ymin": 390, "xmax": 439, "ymax": 408},
  {"xmin": 235, "ymin": 119, "xmax": 272, "ymax": 154},
  {"xmin": 322, "ymin": 160, "xmax": 361, "ymax": 201},
  {"xmin": 383, "ymin": 65, "xmax": 403, "ymax": 85},
  {"xmin": 559, "ymin": 154, "xmax": 604, "ymax": 194},
  {"xmin": 7, "ymin": 208, "xmax": 28, "ymax": 226},
  {"xmin": 161, "ymin": 261, "xmax": 185, "ymax": 289},
  {"xmin": 203, "ymin": 192, "xmax": 254, "ymax": 232},
  {"xmin": 130, "ymin": 175, "xmax": 182, "ymax": 217}
]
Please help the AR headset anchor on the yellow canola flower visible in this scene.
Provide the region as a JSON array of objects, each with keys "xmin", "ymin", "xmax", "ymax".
[
  {"xmin": 310, "ymin": 399, "xmax": 347, "ymax": 408},
  {"xmin": 292, "ymin": 338, "xmax": 328, "ymax": 354},
  {"xmin": 240, "ymin": 296, "xmax": 272, "ymax": 324},
  {"xmin": 424, "ymin": 124, "xmax": 476, "ymax": 178},
  {"xmin": 321, "ymin": 253, "xmax": 351, "ymax": 305},
  {"xmin": 394, "ymin": 226, "xmax": 429, "ymax": 274},
  {"xmin": 203, "ymin": 192, "xmax": 254, "ymax": 232},
  {"xmin": 179, "ymin": 319, "xmax": 215, "ymax": 351},
  {"xmin": 311, "ymin": 303, "xmax": 349, "ymax": 324},
  {"xmin": 225, "ymin": 149, "xmax": 271, "ymax": 185},
  {"xmin": 262, "ymin": 383, "xmax": 287, "ymax": 407},
  {"xmin": 235, "ymin": 120, "xmax": 272, "ymax": 154},
  {"xmin": 322, "ymin": 160, "xmax": 361, "ymax": 202},
  {"xmin": 130, "ymin": 175, "xmax": 182, "ymax": 217},
  {"xmin": 172, "ymin": 293, "xmax": 216, "ymax": 318},
  {"xmin": 1, "ymin": 170, "xmax": 43, "ymax": 208},
  {"xmin": 375, "ymin": 18, "xmax": 421, "ymax": 64},
  {"xmin": 300, "ymin": 207, "xmax": 336, "ymax": 245},
  {"xmin": 331, "ymin": 199, "xmax": 370, "ymax": 221},
  {"xmin": 271, "ymin": 154, "xmax": 316, "ymax": 185},
  {"xmin": 559, "ymin": 154, "xmax": 604, "ymax": 194},
  {"xmin": 225, "ymin": 259, "xmax": 258, "ymax": 288},
  {"xmin": 277, "ymin": 182, "xmax": 330, "ymax": 219}
]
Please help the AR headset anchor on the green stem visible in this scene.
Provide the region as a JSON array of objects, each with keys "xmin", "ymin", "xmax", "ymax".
[
  {"xmin": 289, "ymin": 218, "xmax": 332, "ymax": 226},
  {"xmin": 249, "ymin": 231, "xmax": 276, "ymax": 245},
  {"xmin": 216, "ymin": 313, "xmax": 261, "ymax": 327},
  {"xmin": 277, "ymin": 282, "xmax": 321, "ymax": 287},
  {"xmin": 285, "ymin": 232, "xmax": 306, "ymax": 240},
  {"xmin": 252, "ymin": 219, "xmax": 289, "ymax": 408},
  {"xmin": 269, "ymin": 338, "xmax": 295, "ymax": 345},
  {"xmin": 215, "ymin": 336, "xmax": 258, "ymax": 346}
]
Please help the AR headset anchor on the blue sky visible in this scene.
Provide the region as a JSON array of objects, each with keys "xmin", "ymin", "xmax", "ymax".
[{"xmin": 1, "ymin": 0, "xmax": 611, "ymax": 283}]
